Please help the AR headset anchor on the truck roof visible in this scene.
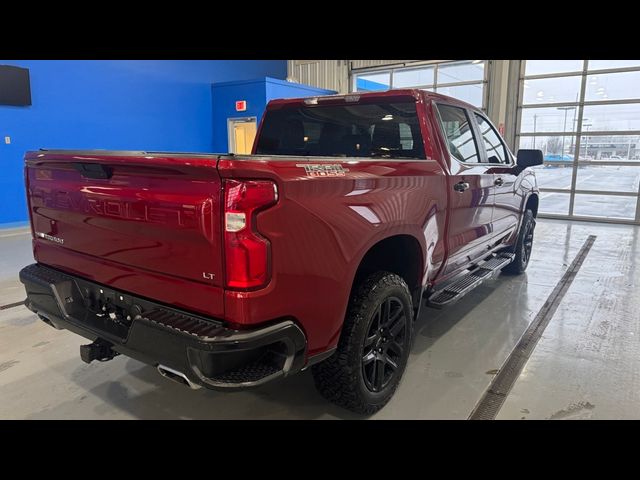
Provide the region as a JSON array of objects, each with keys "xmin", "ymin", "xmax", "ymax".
[{"xmin": 266, "ymin": 88, "xmax": 481, "ymax": 112}]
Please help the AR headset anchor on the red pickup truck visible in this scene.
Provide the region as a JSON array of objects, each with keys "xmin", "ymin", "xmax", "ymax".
[{"xmin": 19, "ymin": 89, "xmax": 542, "ymax": 414}]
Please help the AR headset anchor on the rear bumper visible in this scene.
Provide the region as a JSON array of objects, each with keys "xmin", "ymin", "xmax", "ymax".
[{"xmin": 19, "ymin": 263, "xmax": 307, "ymax": 390}]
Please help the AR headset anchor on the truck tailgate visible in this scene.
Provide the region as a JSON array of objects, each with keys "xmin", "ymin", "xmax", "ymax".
[{"xmin": 24, "ymin": 151, "xmax": 225, "ymax": 318}]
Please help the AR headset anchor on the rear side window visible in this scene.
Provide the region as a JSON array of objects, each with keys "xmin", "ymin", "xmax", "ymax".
[
  {"xmin": 474, "ymin": 113, "xmax": 509, "ymax": 164},
  {"xmin": 436, "ymin": 104, "xmax": 481, "ymax": 164},
  {"xmin": 255, "ymin": 101, "xmax": 425, "ymax": 159}
]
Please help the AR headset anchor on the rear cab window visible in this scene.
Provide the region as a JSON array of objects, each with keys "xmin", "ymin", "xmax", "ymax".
[{"xmin": 255, "ymin": 100, "xmax": 425, "ymax": 159}]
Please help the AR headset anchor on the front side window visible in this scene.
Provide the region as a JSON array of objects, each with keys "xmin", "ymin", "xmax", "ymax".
[
  {"xmin": 255, "ymin": 101, "xmax": 425, "ymax": 159},
  {"xmin": 436, "ymin": 104, "xmax": 481, "ymax": 163},
  {"xmin": 474, "ymin": 113, "xmax": 509, "ymax": 164}
]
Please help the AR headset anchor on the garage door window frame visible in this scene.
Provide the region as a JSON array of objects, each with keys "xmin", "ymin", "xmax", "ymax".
[
  {"xmin": 515, "ymin": 60, "xmax": 640, "ymax": 225},
  {"xmin": 350, "ymin": 60, "xmax": 490, "ymax": 111}
]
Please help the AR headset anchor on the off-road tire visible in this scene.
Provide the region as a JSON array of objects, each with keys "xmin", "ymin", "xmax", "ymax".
[
  {"xmin": 503, "ymin": 209, "xmax": 535, "ymax": 275},
  {"xmin": 311, "ymin": 271, "xmax": 413, "ymax": 415}
]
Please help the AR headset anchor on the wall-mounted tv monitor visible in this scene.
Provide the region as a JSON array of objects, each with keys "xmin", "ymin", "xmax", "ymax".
[{"xmin": 0, "ymin": 65, "xmax": 32, "ymax": 106}]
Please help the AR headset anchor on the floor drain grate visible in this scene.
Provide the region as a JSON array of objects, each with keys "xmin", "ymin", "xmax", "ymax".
[
  {"xmin": 0, "ymin": 300, "xmax": 26, "ymax": 311},
  {"xmin": 468, "ymin": 235, "xmax": 597, "ymax": 420}
]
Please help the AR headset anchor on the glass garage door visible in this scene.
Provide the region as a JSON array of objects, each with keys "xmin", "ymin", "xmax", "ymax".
[
  {"xmin": 352, "ymin": 60, "xmax": 488, "ymax": 110},
  {"xmin": 517, "ymin": 60, "xmax": 640, "ymax": 224}
]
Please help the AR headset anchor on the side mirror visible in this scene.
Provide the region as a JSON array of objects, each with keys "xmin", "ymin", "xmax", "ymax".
[{"xmin": 517, "ymin": 149, "xmax": 544, "ymax": 169}]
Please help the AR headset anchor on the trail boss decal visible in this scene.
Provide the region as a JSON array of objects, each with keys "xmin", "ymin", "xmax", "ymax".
[{"xmin": 297, "ymin": 164, "xmax": 349, "ymax": 177}]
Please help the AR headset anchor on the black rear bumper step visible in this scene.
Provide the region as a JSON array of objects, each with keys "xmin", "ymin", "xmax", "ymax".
[
  {"xmin": 19, "ymin": 263, "xmax": 307, "ymax": 390},
  {"xmin": 427, "ymin": 252, "xmax": 515, "ymax": 308},
  {"xmin": 144, "ymin": 308, "xmax": 227, "ymax": 340}
]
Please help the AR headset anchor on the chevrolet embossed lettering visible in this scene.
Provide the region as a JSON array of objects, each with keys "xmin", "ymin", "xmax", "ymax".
[{"xmin": 36, "ymin": 232, "xmax": 64, "ymax": 244}]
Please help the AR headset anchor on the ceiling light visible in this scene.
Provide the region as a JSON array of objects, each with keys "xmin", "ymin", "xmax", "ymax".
[{"xmin": 382, "ymin": 114, "xmax": 394, "ymax": 121}]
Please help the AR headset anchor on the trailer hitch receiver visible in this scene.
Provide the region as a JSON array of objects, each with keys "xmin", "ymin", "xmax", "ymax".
[{"xmin": 80, "ymin": 339, "xmax": 119, "ymax": 364}]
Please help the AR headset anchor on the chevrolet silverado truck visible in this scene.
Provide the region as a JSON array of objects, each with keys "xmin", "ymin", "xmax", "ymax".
[{"xmin": 19, "ymin": 89, "xmax": 542, "ymax": 414}]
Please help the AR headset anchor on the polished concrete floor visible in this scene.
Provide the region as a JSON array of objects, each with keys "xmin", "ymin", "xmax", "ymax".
[{"xmin": 0, "ymin": 219, "xmax": 638, "ymax": 419}]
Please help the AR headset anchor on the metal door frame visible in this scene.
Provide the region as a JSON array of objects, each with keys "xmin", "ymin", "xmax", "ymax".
[{"xmin": 227, "ymin": 116, "xmax": 258, "ymax": 154}]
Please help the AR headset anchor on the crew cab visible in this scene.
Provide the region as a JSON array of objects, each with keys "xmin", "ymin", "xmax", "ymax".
[{"xmin": 19, "ymin": 90, "xmax": 542, "ymax": 414}]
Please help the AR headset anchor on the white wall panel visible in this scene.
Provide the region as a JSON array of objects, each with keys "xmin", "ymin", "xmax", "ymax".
[
  {"xmin": 287, "ymin": 60, "xmax": 348, "ymax": 93},
  {"xmin": 350, "ymin": 60, "xmax": 418, "ymax": 70}
]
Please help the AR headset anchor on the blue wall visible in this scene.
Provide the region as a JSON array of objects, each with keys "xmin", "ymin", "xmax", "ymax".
[
  {"xmin": 0, "ymin": 60, "xmax": 287, "ymax": 226},
  {"xmin": 355, "ymin": 78, "xmax": 389, "ymax": 92},
  {"xmin": 212, "ymin": 77, "xmax": 335, "ymax": 152}
]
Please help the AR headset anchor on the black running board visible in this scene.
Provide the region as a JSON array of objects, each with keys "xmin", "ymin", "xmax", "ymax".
[{"xmin": 427, "ymin": 252, "xmax": 515, "ymax": 308}]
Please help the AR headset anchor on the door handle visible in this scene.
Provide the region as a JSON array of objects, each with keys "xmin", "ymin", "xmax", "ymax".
[
  {"xmin": 494, "ymin": 177, "xmax": 504, "ymax": 186},
  {"xmin": 453, "ymin": 181, "xmax": 470, "ymax": 192}
]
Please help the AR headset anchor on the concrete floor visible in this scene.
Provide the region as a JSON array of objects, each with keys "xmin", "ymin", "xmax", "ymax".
[{"xmin": 0, "ymin": 219, "xmax": 638, "ymax": 419}]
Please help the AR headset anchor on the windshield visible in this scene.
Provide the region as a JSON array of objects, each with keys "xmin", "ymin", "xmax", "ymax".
[{"xmin": 255, "ymin": 101, "xmax": 425, "ymax": 159}]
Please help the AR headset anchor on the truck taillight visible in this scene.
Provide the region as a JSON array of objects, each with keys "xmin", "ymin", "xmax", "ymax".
[{"xmin": 223, "ymin": 179, "xmax": 278, "ymax": 290}]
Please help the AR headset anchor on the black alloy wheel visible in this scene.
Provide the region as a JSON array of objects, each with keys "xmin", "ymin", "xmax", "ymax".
[
  {"xmin": 503, "ymin": 209, "xmax": 536, "ymax": 275},
  {"xmin": 361, "ymin": 296, "xmax": 407, "ymax": 393},
  {"xmin": 521, "ymin": 218, "xmax": 535, "ymax": 266}
]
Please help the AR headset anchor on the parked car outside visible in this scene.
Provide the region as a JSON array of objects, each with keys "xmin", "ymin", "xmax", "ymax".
[{"xmin": 544, "ymin": 153, "xmax": 573, "ymax": 167}]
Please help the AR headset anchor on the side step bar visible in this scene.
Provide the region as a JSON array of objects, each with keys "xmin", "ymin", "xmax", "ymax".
[{"xmin": 427, "ymin": 252, "xmax": 515, "ymax": 309}]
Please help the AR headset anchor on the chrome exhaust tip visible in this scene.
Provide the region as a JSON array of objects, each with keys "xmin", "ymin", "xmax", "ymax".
[{"xmin": 157, "ymin": 364, "xmax": 202, "ymax": 390}]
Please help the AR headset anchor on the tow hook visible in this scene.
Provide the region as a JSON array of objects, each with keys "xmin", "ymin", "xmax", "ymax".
[{"xmin": 80, "ymin": 338, "xmax": 119, "ymax": 364}]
